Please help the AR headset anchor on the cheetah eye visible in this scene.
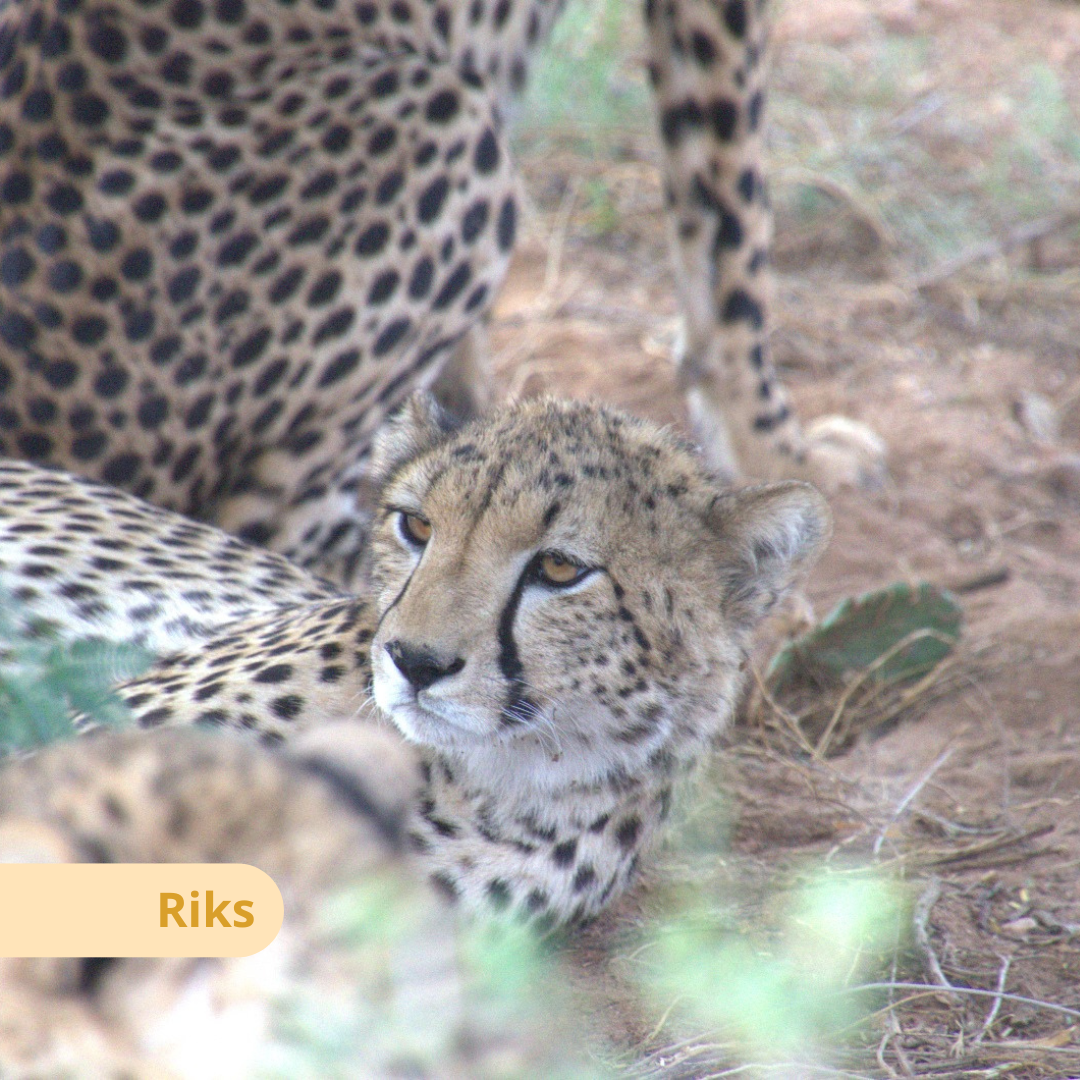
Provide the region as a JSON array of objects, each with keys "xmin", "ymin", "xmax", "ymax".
[
  {"xmin": 397, "ymin": 511, "xmax": 432, "ymax": 547},
  {"xmin": 535, "ymin": 551, "xmax": 590, "ymax": 588}
]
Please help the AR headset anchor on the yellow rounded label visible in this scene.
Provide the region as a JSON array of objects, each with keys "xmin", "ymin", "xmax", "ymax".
[{"xmin": 0, "ymin": 864, "xmax": 283, "ymax": 957}]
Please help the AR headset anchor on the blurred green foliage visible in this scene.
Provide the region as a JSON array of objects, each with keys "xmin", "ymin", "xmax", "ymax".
[
  {"xmin": 260, "ymin": 874, "xmax": 608, "ymax": 1079},
  {"xmin": 772, "ymin": 33, "xmax": 1080, "ymax": 264},
  {"xmin": 512, "ymin": 0, "xmax": 647, "ymax": 153},
  {"xmin": 643, "ymin": 869, "xmax": 906, "ymax": 1064},
  {"xmin": 519, "ymin": 0, "xmax": 1080, "ymax": 267},
  {"xmin": 0, "ymin": 590, "xmax": 154, "ymax": 753}
]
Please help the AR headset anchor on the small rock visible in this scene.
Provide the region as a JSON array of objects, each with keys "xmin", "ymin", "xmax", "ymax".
[
  {"xmin": 1038, "ymin": 454, "xmax": 1080, "ymax": 505},
  {"xmin": 1012, "ymin": 391, "xmax": 1061, "ymax": 444},
  {"xmin": 1000, "ymin": 916, "xmax": 1038, "ymax": 936}
]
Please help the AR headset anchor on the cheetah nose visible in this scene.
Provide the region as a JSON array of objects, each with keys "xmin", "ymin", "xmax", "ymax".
[{"xmin": 385, "ymin": 640, "xmax": 465, "ymax": 692}]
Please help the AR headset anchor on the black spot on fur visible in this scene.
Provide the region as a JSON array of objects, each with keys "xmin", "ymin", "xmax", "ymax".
[
  {"xmin": 615, "ymin": 817, "xmax": 642, "ymax": 851},
  {"xmin": 552, "ymin": 839, "xmax": 577, "ymax": 867},
  {"xmin": 253, "ymin": 663, "xmax": 292, "ymax": 683}
]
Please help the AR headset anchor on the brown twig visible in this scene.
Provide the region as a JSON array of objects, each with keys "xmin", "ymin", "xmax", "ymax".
[
  {"xmin": 848, "ymin": 982, "xmax": 1080, "ymax": 1024},
  {"xmin": 776, "ymin": 166, "xmax": 898, "ymax": 252},
  {"xmin": 972, "ymin": 954, "xmax": 1012, "ymax": 1046},
  {"xmin": 911, "ymin": 209, "xmax": 1080, "ymax": 291},
  {"xmin": 916, "ymin": 823, "xmax": 1056, "ymax": 870},
  {"xmin": 912, "ymin": 877, "xmax": 958, "ymax": 1002},
  {"xmin": 942, "ymin": 566, "xmax": 1010, "ymax": 595}
]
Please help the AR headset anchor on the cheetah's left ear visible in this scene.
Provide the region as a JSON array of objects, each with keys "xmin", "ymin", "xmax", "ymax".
[
  {"xmin": 706, "ymin": 481, "xmax": 832, "ymax": 630},
  {"xmin": 369, "ymin": 392, "xmax": 459, "ymax": 490}
]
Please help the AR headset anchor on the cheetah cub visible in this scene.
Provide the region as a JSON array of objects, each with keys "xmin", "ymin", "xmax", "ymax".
[
  {"xmin": 0, "ymin": 725, "xmax": 578, "ymax": 1078},
  {"xmin": 0, "ymin": 396, "xmax": 830, "ymax": 926}
]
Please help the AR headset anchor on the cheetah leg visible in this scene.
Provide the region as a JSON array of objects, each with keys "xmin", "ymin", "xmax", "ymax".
[
  {"xmin": 107, "ymin": 599, "xmax": 379, "ymax": 741},
  {"xmin": 643, "ymin": 0, "xmax": 885, "ymax": 491},
  {"xmin": 218, "ymin": 322, "xmax": 492, "ymax": 591}
]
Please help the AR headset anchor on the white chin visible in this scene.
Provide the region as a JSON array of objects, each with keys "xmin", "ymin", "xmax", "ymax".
[
  {"xmin": 372, "ymin": 674, "xmax": 423, "ymax": 742},
  {"xmin": 372, "ymin": 672, "xmax": 481, "ymax": 749},
  {"xmin": 387, "ymin": 702, "xmax": 443, "ymax": 746}
]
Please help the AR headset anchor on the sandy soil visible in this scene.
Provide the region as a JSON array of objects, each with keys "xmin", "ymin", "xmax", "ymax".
[{"xmin": 493, "ymin": 0, "xmax": 1080, "ymax": 1074}]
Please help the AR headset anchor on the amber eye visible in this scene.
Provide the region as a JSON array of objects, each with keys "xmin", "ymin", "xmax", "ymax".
[
  {"xmin": 398, "ymin": 512, "xmax": 432, "ymax": 546},
  {"xmin": 537, "ymin": 551, "xmax": 587, "ymax": 586}
]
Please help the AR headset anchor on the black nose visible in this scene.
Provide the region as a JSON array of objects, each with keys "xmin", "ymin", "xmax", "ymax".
[{"xmin": 385, "ymin": 640, "xmax": 465, "ymax": 692}]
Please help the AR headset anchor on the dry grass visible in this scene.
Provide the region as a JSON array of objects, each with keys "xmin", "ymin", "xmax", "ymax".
[{"xmin": 744, "ymin": 641, "xmax": 972, "ymax": 760}]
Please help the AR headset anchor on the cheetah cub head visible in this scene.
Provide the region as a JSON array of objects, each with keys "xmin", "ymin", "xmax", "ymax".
[{"xmin": 368, "ymin": 395, "xmax": 830, "ymax": 798}]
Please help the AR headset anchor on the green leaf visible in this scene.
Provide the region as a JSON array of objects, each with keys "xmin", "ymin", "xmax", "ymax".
[
  {"xmin": 0, "ymin": 588, "xmax": 157, "ymax": 752},
  {"xmin": 767, "ymin": 581, "xmax": 962, "ymax": 696},
  {"xmin": 0, "ymin": 679, "xmax": 71, "ymax": 751}
]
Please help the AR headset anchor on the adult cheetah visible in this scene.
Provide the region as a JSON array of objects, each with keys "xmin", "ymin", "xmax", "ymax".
[
  {"xmin": 0, "ymin": 0, "xmax": 880, "ymax": 585},
  {"xmin": 0, "ymin": 394, "xmax": 831, "ymax": 927}
]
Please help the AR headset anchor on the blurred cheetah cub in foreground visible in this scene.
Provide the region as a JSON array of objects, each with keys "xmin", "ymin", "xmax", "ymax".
[{"xmin": 0, "ymin": 725, "xmax": 580, "ymax": 1078}]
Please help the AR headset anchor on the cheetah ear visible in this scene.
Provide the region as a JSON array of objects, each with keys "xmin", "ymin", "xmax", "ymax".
[
  {"xmin": 369, "ymin": 392, "xmax": 459, "ymax": 490},
  {"xmin": 706, "ymin": 481, "xmax": 832, "ymax": 629}
]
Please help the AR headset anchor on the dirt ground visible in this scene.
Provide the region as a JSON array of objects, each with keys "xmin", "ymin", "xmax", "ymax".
[{"xmin": 493, "ymin": 0, "xmax": 1080, "ymax": 1075}]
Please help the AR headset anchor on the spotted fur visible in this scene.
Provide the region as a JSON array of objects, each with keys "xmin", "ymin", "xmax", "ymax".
[
  {"xmin": 0, "ymin": 723, "xmax": 469, "ymax": 1079},
  {"xmin": 0, "ymin": 0, "xmax": 879, "ymax": 590},
  {"xmin": 0, "ymin": 396, "xmax": 830, "ymax": 927},
  {"xmin": 0, "ymin": 736, "xmax": 592, "ymax": 1080}
]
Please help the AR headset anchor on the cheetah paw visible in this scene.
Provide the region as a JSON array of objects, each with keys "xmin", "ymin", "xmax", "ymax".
[{"xmin": 802, "ymin": 415, "xmax": 887, "ymax": 493}]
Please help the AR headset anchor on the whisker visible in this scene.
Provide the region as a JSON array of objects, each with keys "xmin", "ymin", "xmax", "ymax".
[{"xmin": 499, "ymin": 688, "xmax": 565, "ymax": 758}]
